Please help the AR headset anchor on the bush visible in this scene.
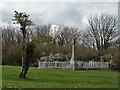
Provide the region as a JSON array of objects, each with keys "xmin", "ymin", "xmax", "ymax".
[
  {"xmin": 106, "ymin": 48, "xmax": 120, "ymax": 71},
  {"xmin": 76, "ymin": 45, "xmax": 99, "ymax": 61},
  {"xmin": 2, "ymin": 44, "xmax": 22, "ymax": 65},
  {"xmin": 110, "ymin": 52, "xmax": 120, "ymax": 71}
]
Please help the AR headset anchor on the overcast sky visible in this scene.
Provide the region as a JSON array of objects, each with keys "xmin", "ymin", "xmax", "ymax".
[{"xmin": 0, "ymin": 0, "xmax": 119, "ymax": 29}]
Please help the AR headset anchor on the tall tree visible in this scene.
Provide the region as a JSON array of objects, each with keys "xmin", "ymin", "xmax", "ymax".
[
  {"xmin": 2, "ymin": 27, "xmax": 22, "ymax": 45},
  {"xmin": 82, "ymin": 14, "xmax": 118, "ymax": 56},
  {"xmin": 54, "ymin": 25, "xmax": 81, "ymax": 46},
  {"xmin": 36, "ymin": 24, "xmax": 51, "ymax": 36},
  {"xmin": 12, "ymin": 11, "xmax": 34, "ymax": 78}
]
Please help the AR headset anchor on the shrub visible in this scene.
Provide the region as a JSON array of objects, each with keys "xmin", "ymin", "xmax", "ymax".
[{"xmin": 2, "ymin": 44, "xmax": 22, "ymax": 65}]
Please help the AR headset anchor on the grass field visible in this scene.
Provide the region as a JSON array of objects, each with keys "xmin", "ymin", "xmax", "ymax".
[{"xmin": 2, "ymin": 66, "xmax": 119, "ymax": 88}]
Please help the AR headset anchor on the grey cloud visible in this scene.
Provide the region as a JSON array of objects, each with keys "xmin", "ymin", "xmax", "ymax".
[
  {"xmin": 1, "ymin": 2, "xmax": 118, "ymax": 29},
  {"xmin": 38, "ymin": 3, "xmax": 83, "ymax": 28},
  {"xmin": 2, "ymin": 11, "xmax": 13, "ymax": 24}
]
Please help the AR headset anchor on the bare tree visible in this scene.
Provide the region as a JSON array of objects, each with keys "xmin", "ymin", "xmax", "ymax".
[
  {"xmin": 35, "ymin": 24, "xmax": 51, "ymax": 36},
  {"xmin": 54, "ymin": 25, "xmax": 81, "ymax": 46},
  {"xmin": 82, "ymin": 14, "xmax": 118, "ymax": 55},
  {"xmin": 2, "ymin": 27, "xmax": 21, "ymax": 45}
]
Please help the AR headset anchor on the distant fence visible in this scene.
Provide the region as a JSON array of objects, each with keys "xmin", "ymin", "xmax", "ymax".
[{"xmin": 38, "ymin": 61, "xmax": 109, "ymax": 69}]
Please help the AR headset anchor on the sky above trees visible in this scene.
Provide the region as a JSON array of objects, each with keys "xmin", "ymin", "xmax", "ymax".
[{"xmin": 0, "ymin": 0, "xmax": 118, "ymax": 29}]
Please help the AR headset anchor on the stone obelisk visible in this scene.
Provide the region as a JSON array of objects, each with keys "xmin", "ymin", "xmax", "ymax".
[{"xmin": 70, "ymin": 38, "xmax": 76, "ymax": 70}]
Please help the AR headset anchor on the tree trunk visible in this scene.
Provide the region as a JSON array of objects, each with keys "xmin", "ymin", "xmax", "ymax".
[{"xmin": 19, "ymin": 34, "xmax": 29, "ymax": 78}]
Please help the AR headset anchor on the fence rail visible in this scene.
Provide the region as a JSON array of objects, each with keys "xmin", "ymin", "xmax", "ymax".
[{"xmin": 38, "ymin": 61, "xmax": 109, "ymax": 69}]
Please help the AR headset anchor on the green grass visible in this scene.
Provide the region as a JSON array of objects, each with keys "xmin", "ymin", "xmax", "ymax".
[{"xmin": 2, "ymin": 66, "xmax": 119, "ymax": 88}]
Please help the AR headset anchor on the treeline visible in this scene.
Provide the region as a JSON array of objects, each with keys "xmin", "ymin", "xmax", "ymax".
[{"xmin": 2, "ymin": 14, "xmax": 120, "ymax": 71}]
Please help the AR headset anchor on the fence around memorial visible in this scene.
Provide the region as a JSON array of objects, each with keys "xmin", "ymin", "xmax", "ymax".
[{"xmin": 38, "ymin": 60, "xmax": 109, "ymax": 69}]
